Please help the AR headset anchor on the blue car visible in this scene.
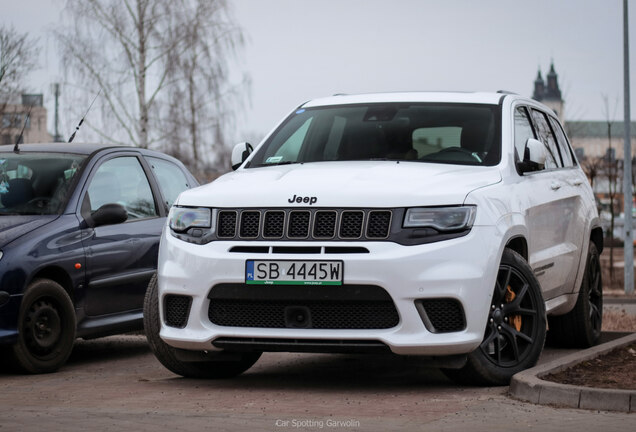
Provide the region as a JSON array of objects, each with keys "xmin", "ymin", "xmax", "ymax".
[{"xmin": 0, "ymin": 143, "xmax": 197, "ymax": 373}]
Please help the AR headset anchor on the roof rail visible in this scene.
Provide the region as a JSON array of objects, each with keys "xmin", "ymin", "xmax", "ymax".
[{"xmin": 496, "ymin": 90, "xmax": 518, "ymax": 95}]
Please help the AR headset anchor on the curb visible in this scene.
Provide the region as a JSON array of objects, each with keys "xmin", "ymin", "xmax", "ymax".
[{"xmin": 509, "ymin": 332, "xmax": 636, "ymax": 412}]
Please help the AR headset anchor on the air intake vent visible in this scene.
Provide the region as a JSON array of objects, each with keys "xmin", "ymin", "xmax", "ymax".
[
  {"xmin": 416, "ymin": 299, "xmax": 466, "ymax": 333},
  {"xmin": 164, "ymin": 295, "xmax": 192, "ymax": 328}
]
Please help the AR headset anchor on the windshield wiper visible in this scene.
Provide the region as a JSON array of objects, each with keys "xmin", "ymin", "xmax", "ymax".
[{"xmin": 252, "ymin": 161, "xmax": 299, "ymax": 168}]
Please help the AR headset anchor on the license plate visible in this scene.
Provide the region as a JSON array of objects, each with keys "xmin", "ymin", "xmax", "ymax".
[{"xmin": 246, "ymin": 260, "xmax": 343, "ymax": 285}]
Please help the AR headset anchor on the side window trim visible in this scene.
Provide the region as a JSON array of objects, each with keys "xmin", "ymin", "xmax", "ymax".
[
  {"xmin": 548, "ymin": 115, "xmax": 577, "ymax": 168},
  {"xmin": 529, "ymin": 108, "xmax": 563, "ymax": 170},
  {"xmin": 514, "ymin": 105, "xmax": 538, "ymax": 164}
]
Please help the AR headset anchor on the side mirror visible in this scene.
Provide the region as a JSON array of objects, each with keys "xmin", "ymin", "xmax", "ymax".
[
  {"xmin": 517, "ymin": 138, "xmax": 546, "ymax": 173},
  {"xmin": 91, "ymin": 203, "xmax": 128, "ymax": 227},
  {"xmin": 231, "ymin": 142, "xmax": 253, "ymax": 170}
]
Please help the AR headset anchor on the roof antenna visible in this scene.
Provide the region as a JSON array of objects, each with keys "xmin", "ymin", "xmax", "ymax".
[
  {"xmin": 68, "ymin": 89, "xmax": 101, "ymax": 143},
  {"xmin": 14, "ymin": 104, "xmax": 34, "ymax": 153}
]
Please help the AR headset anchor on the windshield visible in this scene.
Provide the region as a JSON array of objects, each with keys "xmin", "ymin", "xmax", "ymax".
[
  {"xmin": 247, "ymin": 103, "xmax": 500, "ymax": 168},
  {"xmin": 0, "ymin": 152, "xmax": 86, "ymax": 215}
]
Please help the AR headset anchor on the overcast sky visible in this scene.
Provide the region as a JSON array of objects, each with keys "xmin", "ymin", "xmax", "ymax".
[{"xmin": 1, "ymin": 0, "xmax": 635, "ymax": 142}]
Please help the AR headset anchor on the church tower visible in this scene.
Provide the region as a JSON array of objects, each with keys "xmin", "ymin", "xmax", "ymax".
[{"xmin": 531, "ymin": 61, "xmax": 565, "ymax": 121}]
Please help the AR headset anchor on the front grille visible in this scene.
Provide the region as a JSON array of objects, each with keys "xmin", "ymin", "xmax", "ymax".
[
  {"xmin": 263, "ymin": 211, "xmax": 285, "ymax": 238},
  {"xmin": 340, "ymin": 211, "xmax": 364, "ymax": 238},
  {"xmin": 209, "ymin": 300, "xmax": 398, "ymax": 329},
  {"xmin": 416, "ymin": 299, "xmax": 466, "ymax": 333},
  {"xmin": 288, "ymin": 211, "xmax": 310, "ymax": 238},
  {"xmin": 215, "ymin": 208, "xmax": 393, "ymax": 241},
  {"xmin": 313, "ymin": 211, "xmax": 337, "ymax": 238},
  {"xmin": 367, "ymin": 211, "xmax": 392, "ymax": 238},
  {"xmin": 239, "ymin": 211, "xmax": 260, "ymax": 238},
  {"xmin": 218, "ymin": 211, "xmax": 237, "ymax": 238},
  {"xmin": 164, "ymin": 295, "xmax": 192, "ymax": 328},
  {"xmin": 208, "ymin": 284, "xmax": 399, "ymax": 330}
]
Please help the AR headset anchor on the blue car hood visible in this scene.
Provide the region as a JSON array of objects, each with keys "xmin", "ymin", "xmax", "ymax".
[{"xmin": 0, "ymin": 215, "xmax": 58, "ymax": 249}]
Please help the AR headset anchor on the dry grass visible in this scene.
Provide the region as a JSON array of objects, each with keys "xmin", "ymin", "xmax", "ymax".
[
  {"xmin": 603, "ymin": 309, "xmax": 636, "ymax": 332},
  {"xmin": 600, "ymin": 246, "xmax": 636, "ymax": 293}
]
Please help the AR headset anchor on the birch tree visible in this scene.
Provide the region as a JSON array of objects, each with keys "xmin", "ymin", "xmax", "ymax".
[
  {"xmin": 0, "ymin": 25, "xmax": 40, "ymax": 134},
  {"xmin": 56, "ymin": 0, "xmax": 245, "ymax": 173}
]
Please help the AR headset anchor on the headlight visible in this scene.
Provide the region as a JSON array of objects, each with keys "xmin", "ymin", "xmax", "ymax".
[
  {"xmin": 403, "ymin": 206, "xmax": 476, "ymax": 231},
  {"xmin": 168, "ymin": 206, "xmax": 212, "ymax": 232}
]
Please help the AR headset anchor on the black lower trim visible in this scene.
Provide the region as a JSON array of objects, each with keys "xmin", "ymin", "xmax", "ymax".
[
  {"xmin": 87, "ymin": 269, "xmax": 156, "ymax": 289},
  {"xmin": 212, "ymin": 337, "xmax": 391, "ymax": 353},
  {"xmin": 208, "ymin": 284, "xmax": 399, "ymax": 330},
  {"xmin": 209, "ymin": 284, "xmax": 392, "ymax": 301}
]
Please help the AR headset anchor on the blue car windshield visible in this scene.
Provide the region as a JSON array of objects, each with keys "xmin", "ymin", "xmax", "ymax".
[{"xmin": 0, "ymin": 152, "xmax": 86, "ymax": 215}]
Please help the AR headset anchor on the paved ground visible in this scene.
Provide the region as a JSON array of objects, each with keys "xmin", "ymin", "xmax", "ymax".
[{"xmin": 0, "ymin": 333, "xmax": 634, "ymax": 432}]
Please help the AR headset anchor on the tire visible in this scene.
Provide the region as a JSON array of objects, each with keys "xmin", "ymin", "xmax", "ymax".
[
  {"xmin": 547, "ymin": 242, "xmax": 602, "ymax": 348},
  {"xmin": 143, "ymin": 274, "xmax": 261, "ymax": 378},
  {"xmin": 443, "ymin": 249, "xmax": 546, "ymax": 386},
  {"xmin": 9, "ymin": 279, "xmax": 76, "ymax": 374}
]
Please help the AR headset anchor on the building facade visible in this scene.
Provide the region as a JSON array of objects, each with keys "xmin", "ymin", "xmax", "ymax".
[{"xmin": 0, "ymin": 94, "xmax": 52, "ymax": 145}]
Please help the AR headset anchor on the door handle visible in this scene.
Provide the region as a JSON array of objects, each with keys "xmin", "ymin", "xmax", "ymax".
[
  {"xmin": 550, "ymin": 182, "xmax": 561, "ymax": 191},
  {"xmin": 571, "ymin": 179, "xmax": 583, "ymax": 186}
]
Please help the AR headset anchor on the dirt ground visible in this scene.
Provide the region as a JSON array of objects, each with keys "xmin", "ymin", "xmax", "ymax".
[
  {"xmin": 544, "ymin": 343, "xmax": 636, "ymax": 390},
  {"xmin": 545, "ymin": 246, "xmax": 636, "ymax": 390},
  {"xmin": 542, "ymin": 309, "xmax": 636, "ymax": 390}
]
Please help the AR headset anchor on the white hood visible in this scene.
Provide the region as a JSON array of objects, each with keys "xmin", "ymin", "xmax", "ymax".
[{"xmin": 178, "ymin": 161, "xmax": 501, "ymax": 208}]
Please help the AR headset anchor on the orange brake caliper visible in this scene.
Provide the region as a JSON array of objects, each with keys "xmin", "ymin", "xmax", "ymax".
[{"xmin": 505, "ymin": 286, "xmax": 522, "ymax": 331}]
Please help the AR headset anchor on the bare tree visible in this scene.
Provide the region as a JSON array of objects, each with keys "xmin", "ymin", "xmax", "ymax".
[
  {"xmin": 0, "ymin": 25, "xmax": 40, "ymax": 134},
  {"xmin": 581, "ymin": 155, "xmax": 604, "ymax": 189},
  {"xmin": 56, "ymin": 0, "xmax": 246, "ymax": 173},
  {"xmin": 162, "ymin": 0, "xmax": 247, "ymax": 173}
]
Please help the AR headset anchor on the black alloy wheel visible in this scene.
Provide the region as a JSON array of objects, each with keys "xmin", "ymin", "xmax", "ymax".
[
  {"xmin": 547, "ymin": 242, "xmax": 603, "ymax": 348},
  {"xmin": 585, "ymin": 246, "xmax": 603, "ymax": 341},
  {"xmin": 481, "ymin": 262, "xmax": 542, "ymax": 368},
  {"xmin": 443, "ymin": 249, "xmax": 546, "ymax": 385}
]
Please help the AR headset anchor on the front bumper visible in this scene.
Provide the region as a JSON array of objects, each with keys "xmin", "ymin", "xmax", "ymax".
[{"xmin": 157, "ymin": 226, "xmax": 501, "ymax": 356}]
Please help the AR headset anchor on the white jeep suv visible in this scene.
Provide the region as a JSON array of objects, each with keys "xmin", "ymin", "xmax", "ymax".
[{"xmin": 144, "ymin": 92, "xmax": 603, "ymax": 385}]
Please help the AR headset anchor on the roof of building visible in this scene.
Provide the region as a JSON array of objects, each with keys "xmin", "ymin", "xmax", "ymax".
[{"xmin": 565, "ymin": 121, "xmax": 636, "ymax": 139}]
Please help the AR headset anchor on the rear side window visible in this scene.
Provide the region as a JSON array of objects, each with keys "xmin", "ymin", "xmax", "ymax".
[
  {"xmin": 146, "ymin": 156, "xmax": 191, "ymax": 209},
  {"xmin": 531, "ymin": 109, "xmax": 561, "ymax": 169},
  {"xmin": 549, "ymin": 117, "xmax": 576, "ymax": 167}
]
